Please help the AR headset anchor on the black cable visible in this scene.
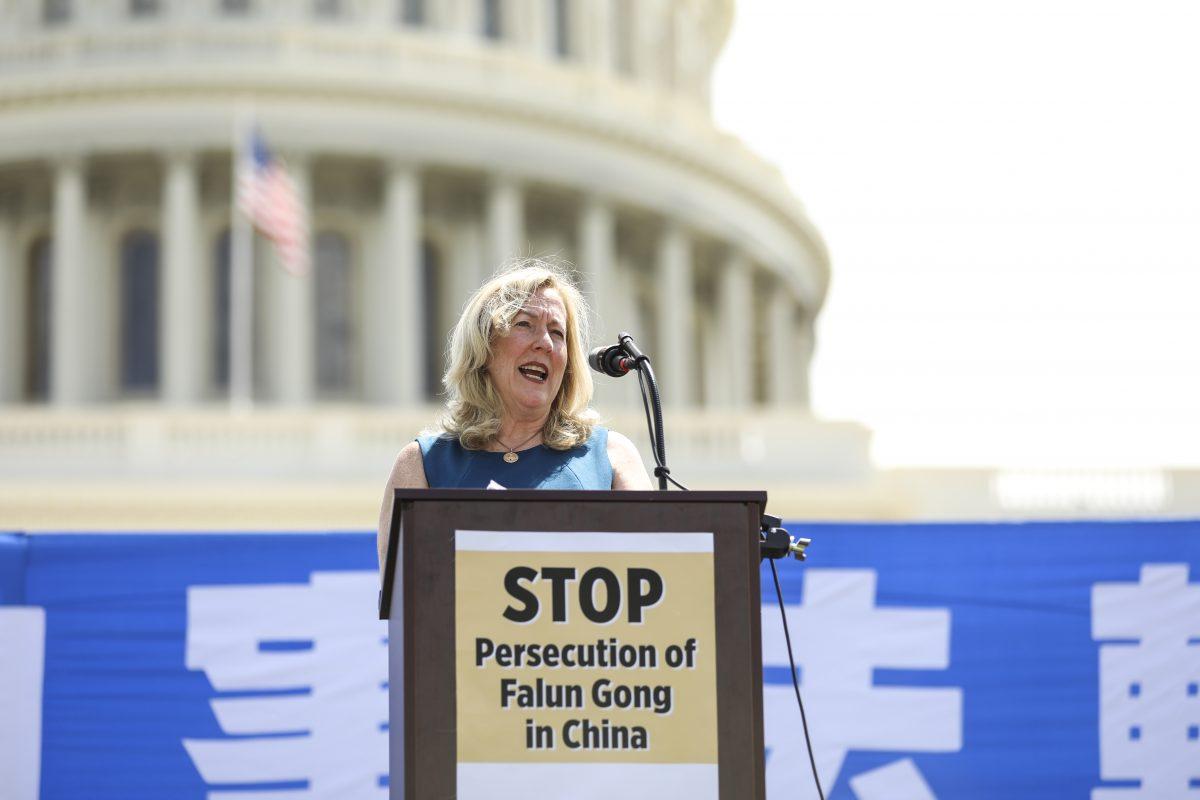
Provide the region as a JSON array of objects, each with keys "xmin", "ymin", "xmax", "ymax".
[
  {"xmin": 664, "ymin": 473, "xmax": 689, "ymax": 491},
  {"xmin": 769, "ymin": 558, "xmax": 826, "ymax": 800}
]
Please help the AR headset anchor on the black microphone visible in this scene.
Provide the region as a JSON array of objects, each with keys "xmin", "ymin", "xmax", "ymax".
[{"xmin": 588, "ymin": 344, "xmax": 637, "ymax": 377}]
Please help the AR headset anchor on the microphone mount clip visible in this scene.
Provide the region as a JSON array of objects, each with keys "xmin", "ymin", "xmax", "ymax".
[{"xmin": 759, "ymin": 513, "xmax": 810, "ymax": 562}]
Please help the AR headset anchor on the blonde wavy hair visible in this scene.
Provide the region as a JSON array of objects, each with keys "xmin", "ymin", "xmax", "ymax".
[{"xmin": 439, "ymin": 259, "xmax": 597, "ymax": 450}]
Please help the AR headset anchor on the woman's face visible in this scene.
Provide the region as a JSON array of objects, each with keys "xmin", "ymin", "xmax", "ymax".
[{"xmin": 486, "ymin": 287, "xmax": 570, "ymax": 422}]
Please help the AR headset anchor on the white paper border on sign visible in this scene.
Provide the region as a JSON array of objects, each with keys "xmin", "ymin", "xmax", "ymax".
[
  {"xmin": 455, "ymin": 531, "xmax": 714, "ymax": 553},
  {"xmin": 454, "ymin": 529, "xmax": 720, "ymax": 799},
  {"xmin": 458, "ymin": 762, "xmax": 719, "ymax": 800}
]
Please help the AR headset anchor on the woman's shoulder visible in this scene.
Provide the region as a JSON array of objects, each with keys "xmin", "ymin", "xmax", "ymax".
[
  {"xmin": 603, "ymin": 427, "xmax": 638, "ymax": 453},
  {"xmin": 416, "ymin": 430, "xmax": 459, "ymax": 454},
  {"xmin": 604, "ymin": 428, "xmax": 653, "ymax": 490},
  {"xmin": 385, "ymin": 440, "xmax": 428, "ymax": 490}
]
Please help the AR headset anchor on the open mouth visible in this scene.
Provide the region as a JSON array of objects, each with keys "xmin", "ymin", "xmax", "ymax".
[{"xmin": 518, "ymin": 363, "xmax": 549, "ymax": 383}]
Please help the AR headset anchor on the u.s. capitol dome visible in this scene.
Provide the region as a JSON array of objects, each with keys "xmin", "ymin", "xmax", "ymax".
[{"xmin": 0, "ymin": 0, "xmax": 870, "ymax": 526}]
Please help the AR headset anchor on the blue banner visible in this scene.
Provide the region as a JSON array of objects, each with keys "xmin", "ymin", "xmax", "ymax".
[
  {"xmin": 761, "ymin": 520, "xmax": 1200, "ymax": 799},
  {"xmin": 0, "ymin": 521, "xmax": 1196, "ymax": 799}
]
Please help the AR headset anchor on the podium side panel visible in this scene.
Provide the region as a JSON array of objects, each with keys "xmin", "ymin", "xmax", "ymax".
[
  {"xmin": 387, "ymin": 616, "xmax": 404, "ymax": 798},
  {"xmin": 387, "ymin": 514, "xmax": 404, "ymax": 799},
  {"xmin": 711, "ymin": 501, "xmax": 767, "ymax": 800},
  {"xmin": 407, "ymin": 503, "xmax": 458, "ymax": 799}
]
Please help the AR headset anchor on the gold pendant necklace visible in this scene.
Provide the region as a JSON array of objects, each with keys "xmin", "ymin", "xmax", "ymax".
[{"xmin": 495, "ymin": 430, "xmax": 541, "ymax": 463}]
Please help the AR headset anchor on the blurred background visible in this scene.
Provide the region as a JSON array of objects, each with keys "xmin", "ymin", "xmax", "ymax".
[{"xmin": 0, "ymin": 0, "xmax": 1197, "ymax": 528}]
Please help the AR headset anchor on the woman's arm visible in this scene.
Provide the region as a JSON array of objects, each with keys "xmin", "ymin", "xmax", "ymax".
[
  {"xmin": 607, "ymin": 430, "xmax": 654, "ymax": 490},
  {"xmin": 377, "ymin": 441, "xmax": 429, "ymax": 575}
]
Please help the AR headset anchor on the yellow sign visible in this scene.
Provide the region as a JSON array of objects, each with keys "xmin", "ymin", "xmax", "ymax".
[{"xmin": 454, "ymin": 530, "xmax": 719, "ymax": 798}]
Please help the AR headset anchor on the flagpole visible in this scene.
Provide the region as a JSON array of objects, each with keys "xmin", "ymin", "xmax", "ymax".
[{"xmin": 230, "ymin": 103, "xmax": 254, "ymax": 411}]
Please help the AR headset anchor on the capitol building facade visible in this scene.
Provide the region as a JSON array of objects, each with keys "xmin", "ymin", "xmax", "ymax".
[{"xmin": 0, "ymin": 0, "xmax": 876, "ymax": 527}]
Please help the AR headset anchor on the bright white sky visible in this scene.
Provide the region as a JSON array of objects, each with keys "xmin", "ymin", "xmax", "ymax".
[{"xmin": 712, "ymin": 0, "xmax": 1200, "ymax": 469}]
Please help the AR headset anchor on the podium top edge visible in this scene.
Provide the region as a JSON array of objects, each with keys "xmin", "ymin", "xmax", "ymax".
[{"xmin": 391, "ymin": 489, "xmax": 768, "ymax": 505}]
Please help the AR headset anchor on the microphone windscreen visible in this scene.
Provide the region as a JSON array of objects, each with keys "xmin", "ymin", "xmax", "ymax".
[{"xmin": 587, "ymin": 346, "xmax": 608, "ymax": 374}]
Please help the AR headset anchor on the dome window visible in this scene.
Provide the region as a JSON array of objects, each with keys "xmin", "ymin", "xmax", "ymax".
[
  {"xmin": 119, "ymin": 231, "xmax": 161, "ymax": 395},
  {"xmin": 42, "ymin": 0, "xmax": 71, "ymax": 26},
  {"xmin": 23, "ymin": 237, "xmax": 52, "ymax": 402},
  {"xmin": 400, "ymin": 0, "xmax": 425, "ymax": 27},
  {"xmin": 481, "ymin": 0, "xmax": 503, "ymax": 41},
  {"xmin": 420, "ymin": 239, "xmax": 442, "ymax": 401},
  {"xmin": 551, "ymin": 0, "xmax": 571, "ymax": 59},
  {"xmin": 315, "ymin": 232, "xmax": 357, "ymax": 398},
  {"xmin": 212, "ymin": 230, "xmax": 232, "ymax": 391},
  {"xmin": 314, "ymin": 0, "xmax": 342, "ymax": 19},
  {"xmin": 130, "ymin": 0, "xmax": 160, "ymax": 17},
  {"xmin": 220, "ymin": 0, "xmax": 252, "ymax": 16}
]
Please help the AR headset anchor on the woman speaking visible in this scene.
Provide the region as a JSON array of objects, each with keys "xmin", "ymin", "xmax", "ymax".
[{"xmin": 377, "ymin": 261, "xmax": 652, "ymax": 566}]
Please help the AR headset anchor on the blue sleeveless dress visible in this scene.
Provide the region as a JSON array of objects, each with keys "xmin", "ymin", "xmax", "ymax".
[{"xmin": 417, "ymin": 427, "xmax": 613, "ymax": 490}]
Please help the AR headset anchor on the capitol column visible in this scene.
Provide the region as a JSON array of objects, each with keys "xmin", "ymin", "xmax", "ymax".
[
  {"xmin": 581, "ymin": 0, "xmax": 614, "ymax": 71},
  {"xmin": 656, "ymin": 221, "xmax": 693, "ymax": 408},
  {"xmin": 272, "ymin": 155, "xmax": 314, "ymax": 406},
  {"xmin": 579, "ymin": 196, "xmax": 617, "ymax": 329},
  {"xmin": 365, "ymin": 0, "xmax": 394, "ymax": 26},
  {"xmin": 486, "ymin": 175, "xmax": 524, "ymax": 272},
  {"xmin": 766, "ymin": 280, "xmax": 794, "ymax": 407},
  {"xmin": 515, "ymin": 0, "xmax": 547, "ymax": 55},
  {"xmin": 578, "ymin": 196, "xmax": 624, "ymax": 405},
  {"xmin": 716, "ymin": 251, "xmax": 753, "ymax": 408},
  {"xmin": 50, "ymin": 156, "xmax": 90, "ymax": 405},
  {"xmin": 161, "ymin": 152, "xmax": 203, "ymax": 404},
  {"xmin": 792, "ymin": 308, "xmax": 815, "ymax": 407},
  {"xmin": 371, "ymin": 161, "xmax": 422, "ymax": 405},
  {"xmin": 442, "ymin": 0, "xmax": 478, "ymax": 37},
  {"xmin": 0, "ymin": 217, "xmax": 17, "ymax": 402},
  {"xmin": 634, "ymin": 0, "xmax": 668, "ymax": 88}
]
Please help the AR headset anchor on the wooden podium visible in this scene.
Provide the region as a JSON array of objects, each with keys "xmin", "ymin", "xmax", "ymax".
[{"xmin": 379, "ymin": 489, "xmax": 768, "ymax": 800}]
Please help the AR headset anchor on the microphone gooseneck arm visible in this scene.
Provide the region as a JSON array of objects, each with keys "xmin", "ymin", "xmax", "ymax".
[
  {"xmin": 620, "ymin": 332, "xmax": 671, "ymax": 490},
  {"xmin": 616, "ymin": 333, "xmax": 666, "ymax": 480},
  {"xmin": 588, "ymin": 332, "xmax": 676, "ymax": 490},
  {"xmin": 636, "ymin": 358, "xmax": 669, "ymax": 490}
]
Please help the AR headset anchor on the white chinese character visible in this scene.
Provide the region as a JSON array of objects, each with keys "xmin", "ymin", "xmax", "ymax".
[
  {"xmin": 761, "ymin": 569, "xmax": 962, "ymax": 799},
  {"xmin": 849, "ymin": 758, "xmax": 936, "ymax": 800},
  {"xmin": 0, "ymin": 606, "xmax": 45, "ymax": 800},
  {"xmin": 1092, "ymin": 563, "xmax": 1200, "ymax": 799},
  {"xmin": 183, "ymin": 571, "xmax": 388, "ymax": 799}
]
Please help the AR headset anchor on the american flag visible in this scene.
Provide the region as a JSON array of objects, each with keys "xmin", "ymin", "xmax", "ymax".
[{"xmin": 236, "ymin": 128, "xmax": 309, "ymax": 276}]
